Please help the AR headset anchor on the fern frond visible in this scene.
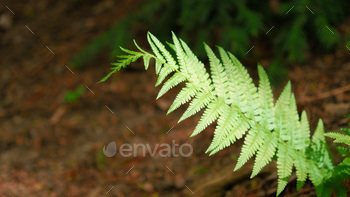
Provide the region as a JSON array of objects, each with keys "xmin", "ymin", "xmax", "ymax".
[
  {"xmin": 156, "ymin": 65, "xmax": 176, "ymax": 86},
  {"xmin": 288, "ymin": 93, "xmax": 304, "ymax": 150},
  {"xmin": 172, "ymin": 33, "xmax": 190, "ymax": 78},
  {"xmin": 291, "ymin": 150, "xmax": 308, "ymax": 187},
  {"xmin": 300, "ymin": 110, "xmax": 311, "ymax": 151},
  {"xmin": 276, "ymin": 143, "xmax": 294, "ymax": 195},
  {"xmin": 277, "ymin": 177, "xmax": 289, "ymax": 196},
  {"xmin": 167, "ymin": 84, "xmax": 197, "ymax": 114},
  {"xmin": 147, "ymin": 33, "xmax": 177, "ymax": 67},
  {"xmin": 311, "ymin": 119, "xmax": 334, "ymax": 170},
  {"xmin": 100, "ymin": 33, "xmax": 343, "ymax": 196},
  {"xmin": 146, "ymin": 33, "xmax": 166, "ymax": 64},
  {"xmin": 210, "ymin": 116, "xmax": 250, "ymax": 155},
  {"xmin": 275, "ymin": 82, "xmax": 292, "ymax": 141},
  {"xmin": 312, "ymin": 119, "xmax": 326, "ymax": 146},
  {"xmin": 217, "ymin": 47, "xmax": 240, "ymax": 106},
  {"xmin": 98, "ymin": 48, "xmax": 142, "ymax": 83},
  {"xmin": 234, "ymin": 65, "xmax": 274, "ymax": 172},
  {"xmin": 228, "ymin": 52, "xmax": 259, "ymax": 118},
  {"xmin": 180, "ymin": 39, "xmax": 212, "ymax": 88},
  {"xmin": 191, "ymin": 98, "xmax": 226, "ymax": 137},
  {"xmin": 235, "ymin": 123, "xmax": 266, "ymax": 171},
  {"xmin": 178, "ymin": 91, "xmax": 215, "ymax": 122},
  {"xmin": 325, "ymin": 132, "xmax": 350, "ymax": 146},
  {"xmin": 157, "ymin": 72, "xmax": 186, "ymax": 99},
  {"xmin": 142, "ymin": 54, "xmax": 152, "ymax": 70},
  {"xmin": 206, "ymin": 105, "xmax": 239, "ymax": 154},
  {"xmin": 277, "ymin": 142, "xmax": 294, "ymax": 179},
  {"xmin": 147, "ymin": 33, "xmax": 179, "ymax": 85},
  {"xmin": 251, "ymin": 132, "xmax": 278, "ymax": 178},
  {"xmin": 204, "ymin": 43, "xmax": 229, "ymax": 101},
  {"xmin": 308, "ymin": 161, "xmax": 324, "ymax": 186},
  {"xmin": 256, "ymin": 65, "xmax": 275, "ymax": 130}
]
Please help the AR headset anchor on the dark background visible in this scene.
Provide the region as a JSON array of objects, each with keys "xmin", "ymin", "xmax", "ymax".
[{"xmin": 1, "ymin": 0, "xmax": 349, "ymax": 196}]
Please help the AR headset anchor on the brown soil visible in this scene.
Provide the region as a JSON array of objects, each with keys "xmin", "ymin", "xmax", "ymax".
[{"xmin": 1, "ymin": 0, "xmax": 349, "ymax": 196}]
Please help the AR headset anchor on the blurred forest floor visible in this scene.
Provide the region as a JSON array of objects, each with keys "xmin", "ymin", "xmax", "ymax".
[{"xmin": 0, "ymin": 0, "xmax": 350, "ymax": 196}]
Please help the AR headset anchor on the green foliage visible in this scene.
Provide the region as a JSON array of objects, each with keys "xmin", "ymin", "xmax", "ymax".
[
  {"xmin": 100, "ymin": 33, "xmax": 349, "ymax": 196},
  {"xmin": 72, "ymin": 0, "xmax": 348, "ymax": 70},
  {"xmin": 321, "ymin": 115, "xmax": 350, "ymax": 196},
  {"xmin": 64, "ymin": 86, "xmax": 85, "ymax": 103},
  {"xmin": 325, "ymin": 132, "xmax": 350, "ymax": 147}
]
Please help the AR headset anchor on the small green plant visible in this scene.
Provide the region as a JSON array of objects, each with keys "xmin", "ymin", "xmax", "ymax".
[
  {"xmin": 64, "ymin": 86, "xmax": 85, "ymax": 103},
  {"xmin": 100, "ymin": 33, "xmax": 350, "ymax": 196}
]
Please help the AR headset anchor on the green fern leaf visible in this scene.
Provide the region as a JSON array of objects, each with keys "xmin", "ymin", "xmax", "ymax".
[
  {"xmin": 288, "ymin": 93, "xmax": 304, "ymax": 149},
  {"xmin": 99, "ymin": 69, "xmax": 117, "ymax": 83},
  {"xmin": 120, "ymin": 47, "xmax": 142, "ymax": 56},
  {"xmin": 277, "ymin": 177, "xmax": 289, "ymax": 196},
  {"xmin": 155, "ymin": 64, "xmax": 176, "ymax": 86},
  {"xmin": 204, "ymin": 43, "xmax": 229, "ymax": 101},
  {"xmin": 276, "ymin": 143, "xmax": 294, "ymax": 195},
  {"xmin": 235, "ymin": 123, "xmax": 266, "ymax": 171},
  {"xmin": 180, "ymin": 40, "xmax": 210, "ymax": 86},
  {"xmin": 206, "ymin": 105, "xmax": 239, "ymax": 154},
  {"xmin": 291, "ymin": 150, "xmax": 308, "ymax": 185},
  {"xmin": 171, "ymin": 33, "xmax": 190, "ymax": 78},
  {"xmin": 308, "ymin": 161, "xmax": 324, "ymax": 186},
  {"xmin": 325, "ymin": 132, "xmax": 350, "ymax": 146},
  {"xmin": 277, "ymin": 142, "xmax": 294, "ymax": 179},
  {"xmin": 148, "ymin": 33, "xmax": 177, "ymax": 65},
  {"xmin": 228, "ymin": 52, "xmax": 259, "ymax": 118},
  {"xmin": 167, "ymin": 84, "xmax": 197, "ymax": 114},
  {"xmin": 143, "ymin": 54, "xmax": 151, "ymax": 70},
  {"xmin": 146, "ymin": 35, "xmax": 165, "ymax": 63},
  {"xmin": 178, "ymin": 91, "xmax": 215, "ymax": 122},
  {"xmin": 251, "ymin": 132, "xmax": 278, "ymax": 178},
  {"xmin": 312, "ymin": 119, "xmax": 334, "ymax": 170},
  {"xmin": 256, "ymin": 64, "xmax": 275, "ymax": 130},
  {"xmin": 210, "ymin": 116, "xmax": 250, "ymax": 155},
  {"xmin": 157, "ymin": 72, "xmax": 186, "ymax": 99},
  {"xmin": 191, "ymin": 98, "xmax": 226, "ymax": 137},
  {"xmin": 300, "ymin": 110, "xmax": 311, "ymax": 150},
  {"xmin": 217, "ymin": 47, "xmax": 240, "ymax": 106},
  {"xmin": 275, "ymin": 82, "xmax": 292, "ymax": 141},
  {"xmin": 312, "ymin": 119, "xmax": 326, "ymax": 145}
]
